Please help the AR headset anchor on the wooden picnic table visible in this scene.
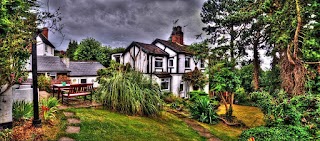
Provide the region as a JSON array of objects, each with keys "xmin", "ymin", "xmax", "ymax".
[{"xmin": 52, "ymin": 84, "xmax": 71, "ymax": 99}]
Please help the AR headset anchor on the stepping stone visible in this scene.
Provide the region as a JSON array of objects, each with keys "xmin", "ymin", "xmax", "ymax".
[
  {"xmin": 58, "ymin": 105, "xmax": 68, "ymax": 110},
  {"xmin": 66, "ymin": 126, "xmax": 80, "ymax": 133},
  {"xmin": 67, "ymin": 118, "xmax": 81, "ymax": 124},
  {"xmin": 58, "ymin": 137, "xmax": 75, "ymax": 141},
  {"xmin": 63, "ymin": 112, "xmax": 74, "ymax": 117}
]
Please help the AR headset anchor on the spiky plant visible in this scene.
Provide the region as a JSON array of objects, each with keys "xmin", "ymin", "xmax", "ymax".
[{"xmin": 97, "ymin": 71, "xmax": 162, "ymax": 116}]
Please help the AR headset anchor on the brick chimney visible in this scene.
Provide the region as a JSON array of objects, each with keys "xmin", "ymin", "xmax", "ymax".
[
  {"xmin": 171, "ymin": 26, "xmax": 184, "ymax": 45},
  {"xmin": 42, "ymin": 27, "xmax": 48, "ymax": 38}
]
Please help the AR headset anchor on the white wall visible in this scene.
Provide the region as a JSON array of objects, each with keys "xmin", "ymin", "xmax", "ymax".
[
  {"xmin": 36, "ymin": 36, "xmax": 54, "ymax": 56},
  {"xmin": 70, "ymin": 76, "xmax": 99, "ymax": 88}
]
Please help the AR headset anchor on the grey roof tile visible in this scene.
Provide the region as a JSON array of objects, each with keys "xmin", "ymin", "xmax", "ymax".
[
  {"xmin": 28, "ymin": 56, "xmax": 70, "ymax": 72},
  {"xmin": 69, "ymin": 62, "xmax": 105, "ymax": 76}
]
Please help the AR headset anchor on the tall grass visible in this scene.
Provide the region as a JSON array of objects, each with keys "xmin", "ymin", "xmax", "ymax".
[{"xmin": 96, "ymin": 71, "xmax": 162, "ymax": 116}]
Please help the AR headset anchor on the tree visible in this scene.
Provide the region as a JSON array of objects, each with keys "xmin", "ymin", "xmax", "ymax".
[
  {"xmin": 66, "ymin": 40, "xmax": 78, "ymax": 60},
  {"xmin": 0, "ymin": 0, "xmax": 62, "ymax": 95},
  {"xmin": 201, "ymin": 0, "xmax": 246, "ymax": 61},
  {"xmin": 188, "ymin": 41, "xmax": 210, "ymax": 65},
  {"xmin": 73, "ymin": 38, "xmax": 112, "ymax": 67}
]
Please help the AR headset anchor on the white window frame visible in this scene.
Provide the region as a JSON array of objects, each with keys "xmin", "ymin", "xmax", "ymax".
[
  {"xmin": 155, "ymin": 57, "xmax": 163, "ymax": 68},
  {"xmin": 161, "ymin": 78, "xmax": 170, "ymax": 90}
]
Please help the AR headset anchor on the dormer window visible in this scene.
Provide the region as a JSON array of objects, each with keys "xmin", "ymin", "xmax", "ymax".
[
  {"xmin": 185, "ymin": 57, "xmax": 191, "ymax": 68},
  {"xmin": 155, "ymin": 58, "xmax": 163, "ymax": 68}
]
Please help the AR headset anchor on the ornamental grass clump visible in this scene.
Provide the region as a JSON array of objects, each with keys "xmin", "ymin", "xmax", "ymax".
[{"xmin": 97, "ymin": 71, "xmax": 162, "ymax": 116}]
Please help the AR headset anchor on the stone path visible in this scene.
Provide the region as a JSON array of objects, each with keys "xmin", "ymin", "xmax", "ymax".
[
  {"xmin": 58, "ymin": 112, "xmax": 81, "ymax": 141},
  {"xmin": 167, "ymin": 109, "xmax": 221, "ymax": 141}
]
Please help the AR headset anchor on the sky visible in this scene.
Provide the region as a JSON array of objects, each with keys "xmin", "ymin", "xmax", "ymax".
[
  {"xmin": 43, "ymin": 0, "xmax": 271, "ymax": 69},
  {"xmin": 44, "ymin": 0, "xmax": 207, "ymax": 50}
]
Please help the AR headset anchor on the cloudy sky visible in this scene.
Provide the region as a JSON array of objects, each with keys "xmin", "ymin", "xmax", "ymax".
[{"xmin": 43, "ymin": 0, "xmax": 207, "ymax": 50}]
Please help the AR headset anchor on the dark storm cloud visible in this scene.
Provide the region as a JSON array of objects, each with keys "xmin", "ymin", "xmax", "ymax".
[{"xmin": 45, "ymin": 0, "xmax": 207, "ymax": 50}]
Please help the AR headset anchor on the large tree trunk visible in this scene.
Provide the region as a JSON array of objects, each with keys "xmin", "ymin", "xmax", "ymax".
[
  {"xmin": 253, "ymin": 39, "xmax": 260, "ymax": 91},
  {"xmin": 280, "ymin": 0, "xmax": 305, "ymax": 95}
]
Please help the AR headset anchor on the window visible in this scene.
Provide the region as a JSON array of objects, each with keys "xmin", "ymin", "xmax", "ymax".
[
  {"xmin": 80, "ymin": 79, "xmax": 87, "ymax": 84},
  {"xmin": 200, "ymin": 59, "xmax": 205, "ymax": 68},
  {"xmin": 161, "ymin": 78, "xmax": 170, "ymax": 90},
  {"xmin": 168, "ymin": 58, "xmax": 174, "ymax": 67},
  {"xmin": 45, "ymin": 45, "xmax": 48, "ymax": 52},
  {"xmin": 185, "ymin": 57, "xmax": 190, "ymax": 68},
  {"xmin": 155, "ymin": 58, "xmax": 163, "ymax": 68},
  {"xmin": 115, "ymin": 55, "xmax": 121, "ymax": 63},
  {"xmin": 180, "ymin": 82, "xmax": 184, "ymax": 92},
  {"xmin": 73, "ymin": 79, "xmax": 77, "ymax": 83}
]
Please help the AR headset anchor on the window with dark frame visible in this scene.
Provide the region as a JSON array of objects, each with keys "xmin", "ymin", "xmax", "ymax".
[
  {"xmin": 115, "ymin": 55, "xmax": 120, "ymax": 63},
  {"xmin": 200, "ymin": 59, "xmax": 205, "ymax": 68},
  {"xmin": 45, "ymin": 45, "xmax": 48, "ymax": 52},
  {"xmin": 80, "ymin": 79, "xmax": 87, "ymax": 84},
  {"xmin": 180, "ymin": 83, "xmax": 184, "ymax": 92},
  {"xmin": 168, "ymin": 59, "xmax": 174, "ymax": 67},
  {"xmin": 161, "ymin": 78, "xmax": 170, "ymax": 90},
  {"xmin": 155, "ymin": 58, "xmax": 163, "ymax": 68},
  {"xmin": 185, "ymin": 57, "xmax": 190, "ymax": 68}
]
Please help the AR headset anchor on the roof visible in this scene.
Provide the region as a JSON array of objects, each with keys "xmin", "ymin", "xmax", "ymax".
[
  {"xmin": 154, "ymin": 72, "xmax": 172, "ymax": 78},
  {"xmin": 39, "ymin": 33, "xmax": 55, "ymax": 48},
  {"xmin": 124, "ymin": 42, "xmax": 169, "ymax": 56},
  {"xmin": 68, "ymin": 62, "xmax": 105, "ymax": 76},
  {"xmin": 28, "ymin": 56, "xmax": 70, "ymax": 72},
  {"xmin": 152, "ymin": 39, "xmax": 193, "ymax": 54}
]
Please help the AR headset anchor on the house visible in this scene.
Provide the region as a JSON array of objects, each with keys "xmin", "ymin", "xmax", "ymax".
[
  {"xmin": 111, "ymin": 26, "xmax": 209, "ymax": 97},
  {"xmin": 67, "ymin": 61, "xmax": 105, "ymax": 87},
  {"xmin": 26, "ymin": 27, "xmax": 104, "ymax": 86}
]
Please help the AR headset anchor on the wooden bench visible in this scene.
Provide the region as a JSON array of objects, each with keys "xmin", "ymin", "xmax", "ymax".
[{"xmin": 61, "ymin": 83, "xmax": 93, "ymax": 104}]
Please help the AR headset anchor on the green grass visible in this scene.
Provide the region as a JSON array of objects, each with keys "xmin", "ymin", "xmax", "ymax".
[
  {"xmin": 200, "ymin": 104, "xmax": 265, "ymax": 141},
  {"xmin": 63, "ymin": 108, "xmax": 204, "ymax": 141}
]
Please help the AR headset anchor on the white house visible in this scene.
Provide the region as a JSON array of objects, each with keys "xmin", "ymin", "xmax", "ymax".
[
  {"xmin": 26, "ymin": 27, "xmax": 105, "ymax": 86},
  {"xmin": 112, "ymin": 26, "xmax": 209, "ymax": 97}
]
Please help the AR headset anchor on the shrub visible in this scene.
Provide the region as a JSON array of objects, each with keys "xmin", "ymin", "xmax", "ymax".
[
  {"xmin": 0, "ymin": 128, "xmax": 12, "ymax": 141},
  {"xmin": 234, "ymin": 87, "xmax": 250, "ymax": 104},
  {"xmin": 189, "ymin": 96, "xmax": 219, "ymax": 124},
  {"xmin": 41, "ymin": 97, "xmax": 59, "ymax": 121},
  {"xmin": 188, "ymin": 90, "xmax": 208, "ymax": 102},
  {"xmin": 97, "ymin": 71, "xmax": 162, "ymax": 116},
  {"xmin": 12, "ymin": 101, "xmax": 33, "ymax": 121},
  {"xmin": 161, "ymin": 92, "xmax": 177, "ymax": 103},
  {"xmin": 239, "ymin": 126, "xmax": 312, "ymax": 141},
  {"xmin": 38, "ymin": 75, "xmax": 51, "ymax": 91}
]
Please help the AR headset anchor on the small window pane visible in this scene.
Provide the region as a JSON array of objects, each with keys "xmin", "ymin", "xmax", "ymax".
[
  {"xmin": 81, "ymin": 79, "xmax": 87, "ymax": 84},
  {"xmin": 155, "ymin": 58, "xmax": 163, "ymax": 68},
  {"xmin": 185, "ymin": 58, "xmax": 190, "ymax": 68},
  {"xmin": 169, "ymin": 59, "xmax": 173, "ymax": 67}
]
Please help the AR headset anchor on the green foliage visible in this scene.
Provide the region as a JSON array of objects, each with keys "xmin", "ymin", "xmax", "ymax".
[
  {"xmin": 239, "ymin": 125, "xmax": 312, "ymax": 141},
  {"xmin": 12, "ymin": 101, "xmax": 33, "ymax": 121},
  {"xmin": 305, "ymin": 66, "xmax": 320, "ymax": 94},
  {"xmin": 182, "ymin": 67, "xmax": 207, "ymax": 90},
  {"xmin": 188, "ymin": 41, "xmax": 210, "ymax": 62},
  {"xmin": 189, "ymin": 96, "xmax": 219, "ymax": 124},
  {"xmin": 96, "ymin": 71, "xmax": 162, "ymax": 116},
  {"xmin": 210, "ymin": 62, "xmax": 241, "ymax": 93},
  {"xmin": 111, "ymin": 47, "xmax": 125, "ymax": 54},
  {"xmin": 66, "ymin": 40, "xmax": 78, "ymax": 60},
  {"xmin": 188, "ymin": 90, "xmax": 208, "ymax": 102},
  {"xmin": 41, "ymin": 97, "xmax": 59, "ymax": 121},
  {"xmin": 160, "ymin": 92, "xmax": 177, "ymax": 103},
  {"xmin": 0, "ymin": 128, "xmax": 12, "ymax": 141},
  {"xmin": 237, "ymin": 64, "xmax": 254, "ymax": 93},
  {"xmin": 234, "ymin": 87, "xmax": 249, "ymax": 104},
  {"xmin": 73, "ymin": 37, "xmax": 112, "ymax": 67},
  {"xmin": 38, "ymin": 75, "xmax": 51, "ymax": 91},
  {"xmin": 250, "ymin": 91, "xmax": 320, "ymax": 136},
  {"xmin": 260, "ymin": 66, "xmax": 281, "ymax": 93}
]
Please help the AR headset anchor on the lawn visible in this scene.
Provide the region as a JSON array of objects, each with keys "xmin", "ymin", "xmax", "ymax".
[
  {"xmin": 200, "ymin": 104, "xmax": 265, "ymax": 141},
  {"xmin": 62, "ymin": 108, "xmax": 204, "ymax": 141}
]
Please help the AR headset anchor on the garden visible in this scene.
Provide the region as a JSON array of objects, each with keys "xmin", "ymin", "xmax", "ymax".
[{"xmin": 1, "ymin": 0, "xmax": 320, "ymax": 141}]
